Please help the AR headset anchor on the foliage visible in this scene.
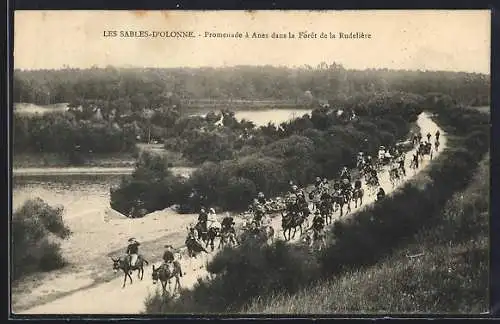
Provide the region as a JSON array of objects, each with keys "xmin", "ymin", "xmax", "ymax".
[
  {"xmin": 145, "ymin": 240, "xmax": 321, "ymax": 314},
  {"xmin": 13, "ymin": 112, "xmax": 136, "ymax": 163},
  {"xmin": 12, "ymin": 198, "xmax": 72, "ymax": 280},
  {"xmin": 144, "ymin": 99, "xmax": 490, "ymax": 314},
  {"xmin": 113, "ymin": 92, "xmax": 422, "ymax": 214},
  {"xmin": 14, "ymin": 65, "xmax": 489, "ymax": 107},
  {"xmin": 110, "ymin": 151, "xmax": 190, "ymax": 215}
]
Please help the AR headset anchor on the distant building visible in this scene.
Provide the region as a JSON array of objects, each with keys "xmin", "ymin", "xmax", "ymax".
[
  {"xmin": 93, "ymin": 108, "xmax": 104, "ymax": 121},
  {"xmin": 318, "ymin": 99, "xmax": 330, "ymax": 108}
]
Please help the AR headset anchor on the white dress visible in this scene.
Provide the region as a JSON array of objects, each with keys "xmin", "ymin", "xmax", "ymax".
[{"xmin": 208, "ymin": 213, "xmax": 221, "ymax": 230}]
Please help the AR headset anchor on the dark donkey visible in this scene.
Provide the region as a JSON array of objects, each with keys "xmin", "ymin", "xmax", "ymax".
[
  {"xmin": 195, "ymin": 222, "xmax": 219, "ymax": 251},
  {"xmin": 111, "ymin": 255, "xmax": 149, "ymax": 288},
  {"xmin": 152, "ymin": 261, "xmax": 183, "ymax": 295}
]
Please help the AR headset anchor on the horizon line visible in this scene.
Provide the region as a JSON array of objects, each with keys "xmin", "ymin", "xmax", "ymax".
[{"xmin": 13, "ymin": 64, "xmax": 490, "ymax": 75}]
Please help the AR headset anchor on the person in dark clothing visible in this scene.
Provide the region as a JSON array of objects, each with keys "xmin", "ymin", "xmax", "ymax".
[
  {"xmin": 312, "ymin": 211, "xmax": 325, "ymax": 234},
  {"xmin": 314, "ymin": 177, "xmax": 322, "ymax": 190},
  {"xmin": 220, "ymin": 215, "xmax": 238, "ymax": 245},
  {"xmin": 320, "ymin": 188, "xmax": 331, "ymax": 201},
  {"xmin": 426, "ymin": 132, "xmax": 431, "ymax": 142},
  {"xmin": 257, "ymin": 192, "xmax": 266, "ymax": 205},
  {"xmin": 162, "ymin": 244, "xmax": 175, "ymax": 267},
  {"xmin": 340, "ymin": 166, "xmax": 351, "ymax": 181},
  {"xmin": 197, "ymin": 207, "xmax": 208, "ymax": 232},
  {"xmin": 341, "ymin": 179, "xmax": 352, "ymax": 193},
  {"xmin": 376, "ymin": 187, "xmax": 386, "ymax": 201},
  {"xmin": 309, "ymin": 211, "xmax": 326, "ymax": 249},
  {"xmin": 221, "ymin": 215, "xmax": 236, "ymax": 234},
  {"xmin": 198, "ymin": 207, "xmax": 208, "ymax": 222},
  {"xmin": 435, "ymin": 130, "xmax": 440, "ymax": 141},
  {"xmin": 412, "ymin": 153, "xmax": 419, "ymax": 169},
  {"xmin": 322, "ymin": 178, "xmax": 329, "ymax": 188},
  {"xmin": 296, "ymin": 191, "xmax": 309, "ymax": 217},
  {"xmin": 126, "ymin": 238, "xmax": 140, "ymax": 267},
  {"xmin": 333, "ymin": 180, "xmax": 341, "ymax": 191},
  {"xmin": 398, "ymin": 156, "xmax": 406, "ymax": 176}
]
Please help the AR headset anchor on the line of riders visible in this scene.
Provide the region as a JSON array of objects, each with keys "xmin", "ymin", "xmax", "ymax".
[{"xmin": 113, "ymin": 129, "xmax": 441, "ymax": 290}]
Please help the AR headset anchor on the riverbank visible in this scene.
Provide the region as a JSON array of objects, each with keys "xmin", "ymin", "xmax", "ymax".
[{"xmin": 13, "ymin": 145, "xmax": 191, "ymax": 170}]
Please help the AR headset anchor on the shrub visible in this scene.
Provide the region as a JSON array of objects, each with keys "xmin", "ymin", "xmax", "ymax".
[
  {"xmin": 12, "ymin": 198, "xmax": 71, "ymax": 280},
  {"xmin": 221, "ymin": 177, "xmax": 257, "ymax": 211},
  {"xmin": 110, "ymin": 151, "xmax": 187, "ymax": 215},
  {"xmin": 145, "ymin": 239, "xmax": 321, "ymax": 313}
]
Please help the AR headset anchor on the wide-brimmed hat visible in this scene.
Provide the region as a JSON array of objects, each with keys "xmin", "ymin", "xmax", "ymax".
[
  {"xmin": 164, "ymin": 244, "xmax": 173, "ymax": 248},
  {"xmin": 209, "ymin": 208, "xmax": 216, "ymax": 213},
  {"xmin": 128, "ymin": 237, "xmax": 137, "ymax": 243}
]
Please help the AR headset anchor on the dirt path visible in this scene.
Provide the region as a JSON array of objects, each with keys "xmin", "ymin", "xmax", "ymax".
[{"xmin": 16, "ymin": 112, "xmax": 446, "ymax": 315}]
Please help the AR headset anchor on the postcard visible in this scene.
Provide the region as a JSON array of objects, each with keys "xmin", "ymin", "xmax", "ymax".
[{"xmin": 11, "ymin": 10, "xmax": 491, "ymax": 316}]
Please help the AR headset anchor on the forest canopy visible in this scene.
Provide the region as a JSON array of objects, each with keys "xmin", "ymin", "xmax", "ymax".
[{"xmin": 13, "ymin": 64, "xmax": 490, "ymax": 108}]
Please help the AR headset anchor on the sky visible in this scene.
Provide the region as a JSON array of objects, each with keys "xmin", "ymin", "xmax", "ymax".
[{"xmin": 13, "ymin": 10, "xmax": 491, "ymax": 74}]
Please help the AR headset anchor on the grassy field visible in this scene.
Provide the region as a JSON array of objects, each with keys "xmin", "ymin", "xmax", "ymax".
[{"xmin": 244, "ymin": 154, "xmax": 489, "ymax": 314}]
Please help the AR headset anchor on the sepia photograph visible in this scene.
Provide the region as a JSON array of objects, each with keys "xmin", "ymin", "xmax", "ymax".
[{"xmin": 11, "ymin": 10, "xmax": 490, "ymax": 315}]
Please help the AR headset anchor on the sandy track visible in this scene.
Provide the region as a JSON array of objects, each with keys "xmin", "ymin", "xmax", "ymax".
[{"xmin": 16, "ymin": 112, "xmax": 445, "ymax": 315}]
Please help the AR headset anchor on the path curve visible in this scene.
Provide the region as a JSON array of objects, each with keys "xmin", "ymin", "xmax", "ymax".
[{"xmin": 17, "ymin": 112, "xmax": 446, "ymax": 315}]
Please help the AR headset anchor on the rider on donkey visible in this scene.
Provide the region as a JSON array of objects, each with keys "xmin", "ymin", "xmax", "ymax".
[
  {"xmin": 378, "ymin": 146, "xmax": 386, "ymax": 161},
  {"xmin": 314, "ymin": 176, "xmax": 323, "ymax": 190},
  {"xmin": 251, "ymin": 198, "xmax": 266, "ymax": 226},
  {"xmin": 221, "ymin": 214, "xmax": 236, "ymax": 234},
  {"xmin": 333, "ymin": 179, "xmax": 341, "ymax": 191},
  {"xmin": 320, "ymin": 184, "xmax": 332, "ymax": 201},
  {"xmin": 376, "ymin": 187, "xmax": 386, "ymax": 201},
  {"xmin": 296, "ymin": 190, "xmax": 310, "ymax": 217},
  {"xmin": 197, "ymin": 207, "xmax": 208, "ymax": 233},
  {"xmin": 340, "ymin": 166, "xmax": 351, "ymax": 181},
  {"xmin": 398, "ymin": 154, "xmax": 406, "ymax": 176},
  {"xmin": 289, "ymin": 184, "xmax": 305, "ymax": 200},
  {"xmin": 357, "ymin": 151, "xmax": 365, "ymax": 169},
  {"xmin": 257, "ymin": 191, "xmax": 266, "ymax": 205},
  {"xmin": 126, "ymin": 238, "xmax": 141, "ymax": 267},
  {"xmin": 341, "ymin": 177, "xmax": 353, "ymax": 198},
  {"xmin": 207, "ymin": 208, "xmax": 222, "ymax": 233},
  {"xmin": 186, "ymin": 225, "xmax": 202, "ymax": 247},
  {"xmin": 162, "ymin": 244, "xmax": 175, "ymax": 269},
  {"xmin": 310, "ymin": 210, "xmax": 325, "ymax": 246},
  {"xmin": 221, "ymin": 214, "xmax": 238, "ymax": 245},
  {"xmin": 322, "ymin": 178, "xmax": 329, "ymax": 189}
]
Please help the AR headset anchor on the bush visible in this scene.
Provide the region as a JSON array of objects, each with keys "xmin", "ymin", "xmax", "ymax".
[
  {"xmin": 145, "ymin": 239, "xmax": 321, "ymax": 313},
  {"xmin": 110, "ymin": 151, "xmax": 190, "ymax": 216},
  {"xmin": 221, "ymin": 177, "xmax": 258, "ymax": 211},
  {"xmin": 12, "ymin": 198, "xmax": 71, "ymax": 280}
]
